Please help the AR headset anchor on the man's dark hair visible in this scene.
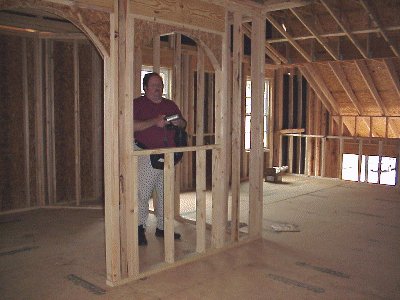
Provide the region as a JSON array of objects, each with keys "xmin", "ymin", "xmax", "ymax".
[{"xmin": 143, "ymin": 72, "xmax": 163, "ymax": 89}]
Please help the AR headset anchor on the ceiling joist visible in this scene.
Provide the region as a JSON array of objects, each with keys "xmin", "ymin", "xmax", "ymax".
[
  {"xmin": 320, "ymin": 0, "xmax": 369, "ymax": 59},
  {"xmin": 359, "ymin": 0, "xmax": 399, "ymax": 58},
  {"xmin": 265, "ymin": 12, "xmax": 312, "ymax": 62},
  {"xmin": 290, "ymin": 8, "xmax": 339, "ymax": 61},
  {"xmin": 383, "ymin": 58, "xmax": 400, "ymax": 100}
]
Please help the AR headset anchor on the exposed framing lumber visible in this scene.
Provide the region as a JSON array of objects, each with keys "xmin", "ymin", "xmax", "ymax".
[
  {"xmin": 196, "ymin": 148, "xmax": 206, "ymax": 253},
  {"xmin": 118, "ymin": 0, "xmax": 137, "ymax": 279},
  {"xmin": 45, "ymin": 39, "xmax": 56, "ymax": 204},
  {"xmin": 298, "ymin": 65, "xmax": 336, "ymax": 115},
  {"xmin": 22, "ymin": 38, "xmax": 31, "ymax": 207},
  {"xmin": 152, "ymin": 36, "xmax": 160, "ymax": 73},
  {"xmin": 182, "ymin": 53, "xmax": 190, "ymax": 190},
  {"xmin": 328, "ymin": 62, "xmax": 363, "ymax": 115},
  {"xmin": 104, "ymin": 10, "xmax": 122, "ymax": 285},
  {"xmin": 354, "ymin": 60, "xmax": 387, "ymax": 115},
  {"xmin": 34, "ymin": 35, "xmax": 45, "ymax": 207},
  {"xmin": 196, "ymin": 46, "xmax": 205, "ymax": 147},
  {"xmin": 248, "ymin": 13, "xmax": 264, "ymax": 237},
  {"xmin": 320, "ymin": 0, "xmax": 369, "ymax": 59},
  {"xmin": 267, "ymin": 25, "xmax": 400, "ymax": 44},
  {"xmin": 163, "ymin": 152, "xmax": 175, "ymax": 263},
  {"xmin": 242, "ymin": 23, "xmax": 284, "ymax": 65},
  {"xmin": 290, "ymin": 8, "xmax": 339, "ymax": 60},
  {"xmin": 73, "ymin": 40, "xmax": 81, "ymax": 206},
  {"xmin": 91, "ymin": 47, "xmax": 103, "ymax": 201},
  {"xmin": 212, "ymin": 9, "xmax": 229, "ymax": 248},
  {"xmin": 173, "ymin": 33, "xmax": 182, "ymax": 218},
  {"xmin": 383, "ymin": 58, "xmax": 400, "ymax": 100},
  {"xmin": 265, "ymin": 12, "xmax": 312, "ymax": 62},
  {"xmin": 231, "ymin": 11, "xmax": 243, "ymax": 241},
  {"xmin": 359, "ymin": 0, "xmax": 399, "ymax": 57}
]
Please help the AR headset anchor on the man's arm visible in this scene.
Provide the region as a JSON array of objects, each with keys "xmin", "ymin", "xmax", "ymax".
[{"xmin": 134, "ymin": 115, "xmax": 167, "ymax": 132}]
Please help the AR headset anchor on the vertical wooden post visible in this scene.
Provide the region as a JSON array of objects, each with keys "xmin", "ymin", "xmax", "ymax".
[
  {"xmin": 34, "ymin": 35, "xmax": 45, "ymax": 207},
  {"xmin": 395, "ymin": 142, "xmax": 400, "ymax": 187},
  {"xmin": 321, "ymin": 137, "xmax": 326, "ymax": 177},
  {"xmin": 288, "ymin": 135, "xmax": 294, "ymax": 173},
  {"xmin": 378, "ymin": 140, "xmax": 383, "ymax": 184},
  {"xmin": 182, "ymin": 53, "xmax": 190, "ymax": 190},
  {"xmin": 358, "ymin": 139, "xmax": 363, "ymax": 182},
  {"xmin": 164, "ymin": 152, "xmax": 175, "ymax": 263},
  {"xmin": 45, "ymin": 40, "xmax": 56, "ymax": 205},
  {"xmin": 118, "ymin": 0, "xmax": 137, "ymax": 278},
  {"xmin": 22, "ymin": 38, "xmax": 31, "ymax": 207},
  {"xmin": 212, "ymin": 10, "xmax": 229, "ymax": 248},
  {"xmin": 73, "ymin": 41, "xmax": 81, "ymax": 206},
  {"xmin": 249, "ymin": 13, "xmax": 265, "ymax": 237},
  {"xmin": 173, "ymin": 33, "xmax": 182, "ymax": 218},
  {"xmin": 133, "ymin": 46, "xmax": 142, "ymax": 98},
  {"xmin": 91, "ymin": 47, "xmax": 103, "ymax": 201},
  {"xmin": 104, "ymin": 10, "xmax": 121, "ymax": 285},
  {"xmin": 274, "ymin": 68, "xmax": 284, "ymax": 167},
  {"xmin": 153, "ymin": 36, "xmax": 160, "ymax": 74},
  {"xmin": 297, "ymin": 71, "xmax": 303, "ymax": 174},
  {"xmin": 196, "ymin": 149, "xmax": 206, "ymax": 253},
  {"xmin": 196, "ymin": 47, "xmax": 205, "ymax": 146},
  {"xmin": 338, "ymin": 137, "xmax": 344, "ymax": 179},
  {"xmin": 231, "ymin": 11, "xmax": 243, "ymax": 241}
]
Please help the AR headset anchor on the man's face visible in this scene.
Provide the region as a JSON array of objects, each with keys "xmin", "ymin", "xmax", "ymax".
[{"xmin": 145, "ymin": 76, "xmax": 164, "ymax": 103}]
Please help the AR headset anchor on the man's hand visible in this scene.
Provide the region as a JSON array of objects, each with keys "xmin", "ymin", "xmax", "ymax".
[
  {"xmin": 154, "ymin": 115, "xmax": 167, "ymax": 127},
  {"xmin": 171, "ymin": 118, "xmax": 187, "ymax": 128}
]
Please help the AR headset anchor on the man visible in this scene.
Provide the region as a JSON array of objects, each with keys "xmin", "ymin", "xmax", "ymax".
[{"xmin": 134, "ymin": 72, "xmax": 187, "ymax": 246}]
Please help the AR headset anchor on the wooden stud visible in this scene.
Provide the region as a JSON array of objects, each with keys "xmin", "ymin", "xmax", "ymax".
[
  {"xmin": 22, "ymin": 38, "xmax": 31, "ymax": 208},
  {"xmin": 182, "ymin": 53, "xmax": 190, "ymax": 190},
  {"xmin": 34, "ymin": 35, "xmax": 45, "ymax": 207},
  {"xmin": 248, "ymin": 13, "xmax": 265, "ymax": 237},
  {"xmin": 358, "ymin": 139, "xmax": 363, "ymax": 182},
  {"xmin": 153, "ymin": 36, "xmax": 160, "ymax": 73},
  {"xmin": 231, "ymin": 11, "xmax": 243, "ymax": 241},
  {"xmin": 378, "ymin": 141, "xmax": 383, "ymax": 184},
  {"xmin": 104, "ymin": 10, "xmax": 122, "ymax": 285},
  {"xmin": 73, "ymin": 41, "xmax": 81, "ymax": 206},
  {"xmin": 196, "ymin": 47, "xmax": 205, "ymax": 146},
  {"xmin": 196, "ymin": 149, "xmax": 206, "ymax": 253},
  {"xmin": 164, "ymin": 152, "xmax": 175, "ymax": 263},
  {"xmin": 91, "ymin": 47, "xmax": 103, "ymax": 201}
]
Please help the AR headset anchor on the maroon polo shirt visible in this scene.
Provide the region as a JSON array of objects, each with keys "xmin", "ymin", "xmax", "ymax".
[{"xmin": 133, "ymin": 95, "xmax": 182, "ymax": 149}]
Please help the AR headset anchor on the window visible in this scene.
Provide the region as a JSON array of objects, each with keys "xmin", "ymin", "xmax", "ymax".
[
  {"xmin": 342, "ymin": 153, "xmax": 397, "ymax": 186},
  {"xmin": 245, "ymin": 79, "xmax": 270, "ymax": 150},
  {"xmin": 141, "ymin": 66, "xmax": 171, "ymax": 98}
]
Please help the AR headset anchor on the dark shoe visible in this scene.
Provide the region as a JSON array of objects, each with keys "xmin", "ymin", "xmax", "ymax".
[
  {"xmin": 155, "ymin": 228, "xmax": 181, "ymax": 240},
  {"xmin": 138, "ymin": 225, "xmax": 148, "ymax": 246}
]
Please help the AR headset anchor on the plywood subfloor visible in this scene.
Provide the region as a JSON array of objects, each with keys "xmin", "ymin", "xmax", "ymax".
[{"xmin": 1, "ymin": 175, "xmax": 399, "ymax": 299}]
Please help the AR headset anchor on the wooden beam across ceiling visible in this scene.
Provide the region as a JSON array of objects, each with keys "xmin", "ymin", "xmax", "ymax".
[
  {"xmin": 328, "ymin": 61, "xmax": 363, "ymax": 115},
  {"xmin": 359, "ymin": 0, "xmax": 400, "ymax": 58},
  {"xmin": 290, "ymin": 7, "xmax": 339, "ymax": 61},
  {"xmin": 265, "ymin": 12, "xmax": 312, "ymax": 62},
  {"xmin": 354, "ymin": 60, "xmax": 387, "ymax": 115},
  {"xmin": 320, "ymin": 0, "xmax": 369, "ymax": 59}
]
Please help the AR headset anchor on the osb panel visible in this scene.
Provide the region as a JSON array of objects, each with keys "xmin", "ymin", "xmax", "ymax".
[
  {"xmin": 53, "ymin": 41, "xmax": 75, "ymax": 203},
  {"xmin": 344, "ymin": 142, "xmax": 398, "ymax": 157},
  {"xmin": 388, "ymin": 118, "xmax": 400, "ymax": 138},
  {"xmin": 371, "ymin": 117, "xmax": 387, "ymax": 138},
  {"xmin": 367, "ymin": 60, "xmax": 393, "ymax": 91},
  {"xmin": 0, "ymin": 0, "xmax": 110, "ymax": 55},
  {"xmin": 0, "ymin": 34, "xmax": 26, "ymax": 210},
  {"xmin": 369, "ymin": 0, "xmax": 400, "ymax": 28},
  {"xmin": 270, "ymin": 10, "xmax": 310, "ymax": 38},
  {"xmin": 381, "ymin": 91, "xmax": 400, "ymax": 116},
  {"xmin": 356, "ymin": 117, "xmax": 370, "ymax": 137},
  {"xmin": 134, "ymin": 19, "xmax": 222, "ymax": 68},
  {"xmin": 317, "ymin": 63, "xmax": 342, "ymax": 91},
  {"xmin": 79, "ymin": 43, "xmax": 94, "ymax": 200},
  {"xmin": 342, "ymin": 116, "xmax": 356, "ymax": 136}
]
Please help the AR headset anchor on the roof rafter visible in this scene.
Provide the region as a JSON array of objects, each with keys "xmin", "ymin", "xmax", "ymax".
[
  {"xmin": 299, "ymin": 65, "xmax": 336, "ymax": 114},
  {"xmin": 304, "ymin": 64, "xmax": 339, "ymax": 114},
  {"xmin": 328, "ymin": 62, "xmax": 363, "ymax": 115},
  {"xmin": 320, "ymin": 0, "xmax": 369, "ymax": 59},
  {"xmin": 359, "ymin": 0, "xmax": 399, "ymax": 58},
  {"xmin": 265, "ymin": 12, "xmax": 312, "ymax": 62},
  {"xmin": 242, "ymin": 23, "xmax": 286, "ymax": 64},
  {"xmin": 382, "ymin": 58, "xmax": 400, "ymax": 100},
  {"xmin": 290, "ymin": 7, "xmax": 339, "ymax": 60},
  {"xmin": 354, "ymin": 60, "xmax": 387, "ymax": 115}
]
